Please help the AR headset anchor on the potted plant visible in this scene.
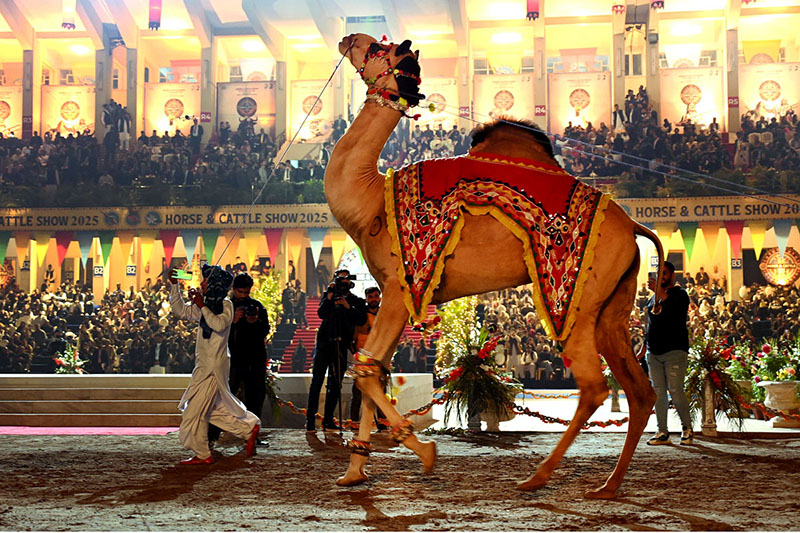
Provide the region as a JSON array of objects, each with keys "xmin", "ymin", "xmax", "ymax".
[
  {"xmin": 685, "ymin": 335, "xmax": 747, "ymax": 428},
  {"xmin": 434, "ymin": 297, "xmax": 523, "ymax": 431},
  {"xmin": 752, "ymin": 340, "xmax": 799, "ymax": 426}
]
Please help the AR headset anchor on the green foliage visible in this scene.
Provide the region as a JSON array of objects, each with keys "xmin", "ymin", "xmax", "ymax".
[
  {"xmin": 53, "ymin": 343, "xmax": 87, "ymax": 374},
  {"xmin": 686, "ymin": 335, "xmax": 747, "ymax": 428},
  {"xmin": 251, "ymin": 270, "xmax": 284, "ymax": 344}
]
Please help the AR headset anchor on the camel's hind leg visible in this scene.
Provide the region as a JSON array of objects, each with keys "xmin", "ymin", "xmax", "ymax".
[
  {"xmin": 337, "ymin": 283, "xmax": 436, "ymax": 485},
  {"xmin": 518, "ymin": 314, "xmax": 608, "ymax": 491},
  {"xmin": 585, "ymin": 262, "xmax": 656, "ymax": 499}
]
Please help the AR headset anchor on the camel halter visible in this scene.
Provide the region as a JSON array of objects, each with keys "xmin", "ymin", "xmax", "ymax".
[{"xmin": 356, "ymin": 41, "xmax": 422, "ymax": 118}]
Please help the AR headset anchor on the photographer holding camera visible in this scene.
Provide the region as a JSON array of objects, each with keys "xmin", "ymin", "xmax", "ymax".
[
  {"xmin": 305, "ymin": 269, "xmax": 367, "ymax": 431},
  {"xmin": 208, "ymin": 273, "xmax": 270, "ymax": 446}
]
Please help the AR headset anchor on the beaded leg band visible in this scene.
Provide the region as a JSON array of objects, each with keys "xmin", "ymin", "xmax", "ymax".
[
  {"xmin": 345, "ymin": 349, "xmax": 387, "ymax": 379},
  {"xmin": 390, "ymin": 419, "xmax": 415, "ymax": 443},
  {"xmin": 347, "ymin": 439, "xmax": 372, "ymax": 456}
]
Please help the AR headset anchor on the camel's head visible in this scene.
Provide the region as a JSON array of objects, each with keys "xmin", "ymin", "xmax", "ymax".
[{"xmin": 339, "ymin": 33, "xmax": 424, "ymax": 107}]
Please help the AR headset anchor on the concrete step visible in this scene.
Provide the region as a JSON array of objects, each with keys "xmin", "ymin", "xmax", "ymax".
[
  {"xmin": 0, "ymin": 413, "xmax": 182, "ymax": 427},
  {"xmin": 0, "ymin": 400, "xmax": 180, "ymax": 414},
  {"xmin": 0, "ymin": 374, "xmax": 191, "ymax": 388},
  {"xmin": 0, "ymin": 388, "xmax": 186, "ymax": 401}
]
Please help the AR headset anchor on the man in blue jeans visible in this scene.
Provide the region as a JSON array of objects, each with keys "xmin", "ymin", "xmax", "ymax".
[{"xmin": 638, "ymin": 261, "xmax": 694, "ymax": 445}]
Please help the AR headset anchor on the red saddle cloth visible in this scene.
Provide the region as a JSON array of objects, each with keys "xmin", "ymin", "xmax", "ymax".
[{"xmin": 385, "ymin": 151, "xmax": 610, "ymax": 341}]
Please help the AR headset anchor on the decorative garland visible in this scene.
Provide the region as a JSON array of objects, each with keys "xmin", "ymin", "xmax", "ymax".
[{"xmin": 273, "ymin": 390, "xmax": 632, "ymax": 430}]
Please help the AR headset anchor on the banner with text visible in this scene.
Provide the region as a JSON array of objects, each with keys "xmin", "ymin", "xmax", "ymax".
[
  {"xmin": 548, "ymin": 72, "xmax": 611, "ymax": 135},
  {"xmin": 473, "ymin": 74, "xmax": 535, "ymax": 124},
  {"xmin": 41, "ymin": 85, "xmax": 96, "ymax": 136},
  {"xmin": 217, "ymin": 81, "xmax": 277, "ymax": 137},
  {"xmin": 0, "ymin": 204, "xmax": 338, "ymax": 231},
  {"xmin": 290, "ymin": 80, "xmax": 334, "ymax": 141},
  {"xmin": 739, "ymin": 62, "xmax": 800, "ymax": 121},
  {"xmin": 416, "ymin": 77, "xmax": 458, "ymax": 133},
  {"xmin": 617, "ymin": 195, "xmax": 800, "ymax": 224},
  {"xmin": 144, "ymin": 82, "xmax": 201, "ymax": 136},
  {"xmin": 0, "ymin": 86, "xmax": 23, "ymax": 138},
  {"xmin": 660, "ymin": 66, "xmax": 724, "ymax": 129}
]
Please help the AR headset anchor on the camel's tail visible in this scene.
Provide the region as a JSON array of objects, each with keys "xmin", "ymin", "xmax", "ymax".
[{"xmin": 633, "ymin": 222, "xmax": 665, "ymax": 315}]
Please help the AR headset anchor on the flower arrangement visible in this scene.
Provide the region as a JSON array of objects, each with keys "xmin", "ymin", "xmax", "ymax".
[
  {"xmin": 251, "ymin": 270, "xmax": 283, "ymax": 343},
  {"xmin": 685, "ymin": 334, "xmax": 747, "ymax": 426},
  {"xmin": 54, "ymin": 343, "xmax": 87, "ymax": 374},
  {"xmin": 751, "ymin": 340, "xmax": 798, "ymax": 384},
  {"xmin": 434, "ymin": 296, "xmax": 523, "ymax": 425}
]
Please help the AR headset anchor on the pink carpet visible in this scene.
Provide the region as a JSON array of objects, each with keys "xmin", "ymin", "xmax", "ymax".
[{"xmin": 0, "ymin": 426, "xmax": 178, "ymax": 435}]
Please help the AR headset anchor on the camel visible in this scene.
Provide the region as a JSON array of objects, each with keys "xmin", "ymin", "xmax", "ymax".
[{"xmin": 325, "ymin": 33, "xmax": 662, "ymax": 499}]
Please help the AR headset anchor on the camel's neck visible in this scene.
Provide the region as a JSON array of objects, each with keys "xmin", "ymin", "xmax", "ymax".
[{"xmin": 325, "ymin": 101, "xmax": 403, "ymax": 237}]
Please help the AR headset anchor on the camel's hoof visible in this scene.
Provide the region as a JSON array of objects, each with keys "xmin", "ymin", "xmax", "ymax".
[
  {"xmin": 517, "ymin": 475, "xmax": 547, "ymax": 491},
  {"xmin": 418, "ymin": 440, "xmax": 437, "ymax": 474},
  {"xmin": 584, "ymin": 487, "xmax": 618, "ymax": 500},
  {"xmin": 335, "ymin": 470, "xmax": 368, "ymax": 487}
]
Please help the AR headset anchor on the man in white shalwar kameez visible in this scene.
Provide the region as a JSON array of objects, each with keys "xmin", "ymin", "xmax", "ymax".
[{"xmin": 169, "ymin": 264, "xmax": 260, "ymax": 465}]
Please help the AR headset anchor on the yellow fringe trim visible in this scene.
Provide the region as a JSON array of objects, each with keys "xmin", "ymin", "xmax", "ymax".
[{"xmin": 385, "ymin": 165, "xmax": 611, "ymax": 341}]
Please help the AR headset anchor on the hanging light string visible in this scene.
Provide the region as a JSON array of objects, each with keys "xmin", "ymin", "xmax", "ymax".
[{"xmin": 212, "ymin": 41, "xmax": 355, "ymax": 264}]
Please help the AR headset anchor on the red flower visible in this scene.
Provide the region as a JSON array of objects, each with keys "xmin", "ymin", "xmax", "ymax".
[
  {"xmin": 720, "ymin": 347, "xmax": 734, "ymax": 360},
  {"xmin": 754, "ymin": 376, "xmax": 761, "ymax": 383},
  {"xmin": 430, "ymin": 315, "xmax": 442, "ymax": 326},
  {"xmin": 756, "ymin": 352, "xmax": 764, "ymax": 359},
  {"xmin": 762, "ymin": 344, "xmax": 771, "ymax": 354},
  {"xmin": 447, "ymin": 367, "xmax": 464, "ymax": 382},
  {"xmin": 54, "ymin": 358, "xmax": 65, "ymax": 366}
]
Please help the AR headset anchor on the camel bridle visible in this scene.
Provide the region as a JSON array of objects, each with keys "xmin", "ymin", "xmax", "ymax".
[{"xmin": 354, "ymin": 41, "xmax": 423, "ymax": 115}]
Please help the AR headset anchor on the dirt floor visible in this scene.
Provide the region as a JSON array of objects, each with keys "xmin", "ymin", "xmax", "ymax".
[{"xmin": 1, "ymin": 429, "xmax": 799, "ymax": 531}]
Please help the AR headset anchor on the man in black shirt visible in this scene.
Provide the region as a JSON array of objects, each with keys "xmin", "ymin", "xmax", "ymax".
[
  {"xmin": 208, "ymin": 273, "xmax": 270, "ymax": 445},
  {"xmin": 638, "ymin": 261, "xmax": 694, "ymax": 446},
  {"xmin": 305, "ymin": 269, "xmax": 367, "ymax": 431}
]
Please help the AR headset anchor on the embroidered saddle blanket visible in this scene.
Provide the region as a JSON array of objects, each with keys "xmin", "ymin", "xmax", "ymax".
[{"xmin": 385, "ymin": 152, "xmax": 610, "ymax": 341}]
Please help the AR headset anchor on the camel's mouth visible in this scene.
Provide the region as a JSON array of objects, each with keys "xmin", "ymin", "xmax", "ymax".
[{"xmin": 338, "ymin": 35, "xmax": 352, "ymax": 55}]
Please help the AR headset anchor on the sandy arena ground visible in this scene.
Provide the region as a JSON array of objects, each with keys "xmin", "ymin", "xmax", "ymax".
[{"xmin": 1, "ymin": 427, "xmax": 799, "ymax": 531}]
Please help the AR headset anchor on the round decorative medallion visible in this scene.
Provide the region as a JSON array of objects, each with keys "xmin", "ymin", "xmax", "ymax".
[
  {"xmin": 568, "ymin": 89, "xmax": 590, "ymax": 110},
  {"xmin": 236, "ymin": 97, "xmax": 258, "ymax": 118},
  {"xmin": 749, "ymin": 53, "xmax": 775, "ymax": 65},
  {"xmin": 163, "ymin": 98, "xmax": 185, "ymax": 119},
  {"xmin": 493, "ymin": 90, "xmax": 515, "ymax": 111},
  {"xmin": 302, "ymin": 96, "xmax": 323, "ymax": 116},
  {"xmin": 0, "ymin": 100, "xmax": 10, "ymax": 120},
  {"xmin": 427, "ymin": 93, "xmax": 447, "ymax": 114},
  {"xmin": 759, "ymin": 247, "xmax": 800, "ymax": 286},
  {"xmin": 680, "ymin": 84, "xmax": 703, "ymax": 105},
  {"xmin": 247, "ymin": 71, "xmax": 267, "ymax": 81},
  {"xmin": 758, "ymin": 80, "xmax": 781, "ymax": 102},
  {"xmin": 60, "ymin": 100, "xmax": 81, "ymax": 121}
]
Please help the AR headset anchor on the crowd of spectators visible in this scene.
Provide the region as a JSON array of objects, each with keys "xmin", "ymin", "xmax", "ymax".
[
  {"xmin": 466, "ymin": 270, "xmax": 800, "ymax": 387},
  {"xmin": 2, "ymin": 265, "xmax": 799, "ymax": 380},
  {"xmin": 554, "ymin": 86, "xmax": 800, "ymax": 196},
  {"xmin": 0, "ymin": 279, "xmax": 197, "ymax": 375}
]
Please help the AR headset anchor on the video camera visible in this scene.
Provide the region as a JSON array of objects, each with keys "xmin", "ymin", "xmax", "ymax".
[{"xmin": 332, "ymin": 273, "xmax": 356, "ymax": 298}]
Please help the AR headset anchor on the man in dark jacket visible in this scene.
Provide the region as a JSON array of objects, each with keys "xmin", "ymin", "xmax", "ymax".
[
  {"xmin": 208, "ymin": 273, "xmax": 270, "ymax": 444},
  {"xmin": 305, "ymin": 269, "xmax": 367, "ymax": 431}
]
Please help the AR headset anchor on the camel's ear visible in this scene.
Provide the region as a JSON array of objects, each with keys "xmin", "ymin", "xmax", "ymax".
[
  {"xmin": 395, "ymin": 39, "xmax": 412, "ymax": 56},
  {"xmin": 415, "ymin": 50, "xmax": 420, "ymax": 60}
]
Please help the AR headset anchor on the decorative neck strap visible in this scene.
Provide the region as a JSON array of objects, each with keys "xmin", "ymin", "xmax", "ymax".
[{"xmin": 364, "ymin": 91, "xmax": 422, "ymax": 120}]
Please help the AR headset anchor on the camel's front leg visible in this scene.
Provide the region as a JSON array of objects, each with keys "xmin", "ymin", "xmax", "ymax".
[
  {"xmin": 337, "ymin": 284, "xmax": 436, "ymax": 485},
  {"xmin": 336, "ymin": 394, "xmax": 376, "ymax": 486}
]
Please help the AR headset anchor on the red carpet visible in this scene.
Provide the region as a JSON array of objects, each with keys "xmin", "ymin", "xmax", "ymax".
[{"xmin": 0, "ymin": 426, "xmax": 178, "ymax": 435}]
